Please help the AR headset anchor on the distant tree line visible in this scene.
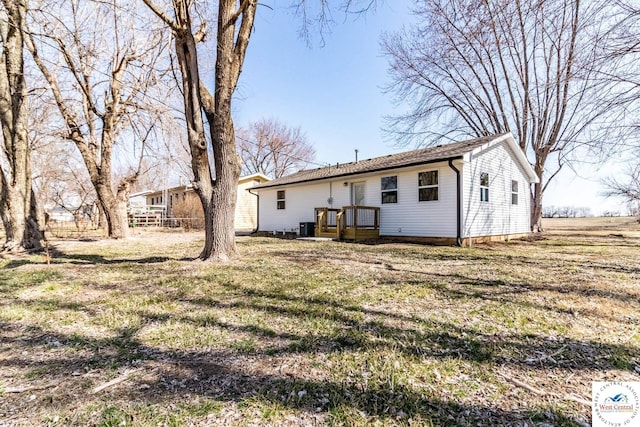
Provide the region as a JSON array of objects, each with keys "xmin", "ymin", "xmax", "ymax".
[
  {"xmin": 542, "ymin": 206, "xmax": 593, "ymax": 218},
  {"xmin": 542, "ymin": 205, "xmax": 639, "ymax": 218}
]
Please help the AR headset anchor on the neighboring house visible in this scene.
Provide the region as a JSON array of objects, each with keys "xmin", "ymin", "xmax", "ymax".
[
  {"xmin": 128, "ymin": 191, "xmax": 153, "ymax": 214},
  {"xmin": 236, "ymin": 174, "xmax": 271, "ymax": 231},
  {"xmin": 251, "ymin": 133, "xmax": 539, "ymax": 245},
  {"xmin": 47, "ymin": 207, "xmax": 74, "ymax": 223},
  {"xmin": 144, "ymin": 185, "xmax": 191, "ymax": 219},
  {"xmin": 134, "ymin": 173, "xmax": 270, "ymax": 231}
]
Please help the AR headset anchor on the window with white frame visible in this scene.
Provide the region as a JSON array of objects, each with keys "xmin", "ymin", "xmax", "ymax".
[
  {"xmin": 381, "ymin": 176, "xmax": 398, "ymax": 204},
  {"xmin": 418, "ymin": 170, "xmax": 438, "ymax": 201},
  {"xmin": 277, "ymin": 190, "xmax": 285, "ymax": 210},
  {"xmin": 480, "ymin": 172, "xmax": 489, "ymax": 202},
  {"xmin": 511, "ymin": 180, "xmax": 518, "ymax": 205}
]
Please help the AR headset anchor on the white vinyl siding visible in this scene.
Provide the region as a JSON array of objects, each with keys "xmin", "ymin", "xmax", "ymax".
[
  {"xmin": 379, "ymin": 165, "xmax": 456, "ymax": 237},
  {"xmin": 255, "ymin": 135, "xmax": 535, "ymax": 240},
  {"xmin": 235, "ymin": 177, "xmax": 264, "ymax": 231},
  {"xmin": 257, "ymin": 163, "xmax": 458, "ymax": 238},
  {"xmin": 463, "ymin": 142, "xmax": 531, "ymax": 237},
  {"xmin": 259, "ymin": 181, "xmax": 333, "ymax": 232}
]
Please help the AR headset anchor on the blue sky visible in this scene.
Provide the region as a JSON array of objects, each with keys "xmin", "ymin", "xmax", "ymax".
[
  {"xmin": 233, "ymin": 1, "xmax": 628, "ymax": 215},
  {"xmin": 235, "ymin": 1, "xmax": 412, "ymax": 163}
]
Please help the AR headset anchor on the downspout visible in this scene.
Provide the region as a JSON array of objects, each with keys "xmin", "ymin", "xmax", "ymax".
[
  {"xmin": 248, "ymin": 188, "xmax": 259, "ymax": 234},
  {"xmin": 448, "ymin": 159, "xmax": 463, "ymax": 247}
]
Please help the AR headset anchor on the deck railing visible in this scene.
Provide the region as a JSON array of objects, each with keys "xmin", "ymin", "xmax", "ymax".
[
  {"xmin": 315, "ymin": 207, "xmax": 342, "ymax": 238},
  {"xmin": 314, "ymin": 205, "xmax": 380, "ymax": 240},
  {"xmin": 341, "ymin": 205, "xmax": 380, "ymax": 229}
]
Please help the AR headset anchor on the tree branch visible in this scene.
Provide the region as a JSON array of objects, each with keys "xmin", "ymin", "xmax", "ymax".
[{"xmin": 141, "ymin": 0, "xmax": 180, "ymax": 32}]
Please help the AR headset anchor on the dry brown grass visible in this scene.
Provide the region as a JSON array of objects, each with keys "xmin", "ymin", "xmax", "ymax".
[
  {"xmin": 1, "ymin": 221, "xmax": 639, "ymax": 426},
  {"xmin": 543, "ymin": 216, "xmax": 640, "ymax": 237}
]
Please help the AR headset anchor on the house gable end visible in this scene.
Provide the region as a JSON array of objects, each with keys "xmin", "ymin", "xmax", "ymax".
[{"xmin": 468, "ymin": 134, "xmax": 538, "ymax": 184}]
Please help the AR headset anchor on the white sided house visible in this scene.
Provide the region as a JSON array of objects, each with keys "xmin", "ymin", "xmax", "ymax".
[
  {"xmin": 131, "ymin": 173, "xmax": 270, "ymax": 231},
  {"xmin": 252, "ymin": 133, "xmax": 539, "ymax": 245}
]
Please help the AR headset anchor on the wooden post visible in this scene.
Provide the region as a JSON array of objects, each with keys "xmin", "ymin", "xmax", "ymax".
[
  {"xmin": 353, "ymin": 206, "xmax": 358, "ymax": 230},
  {"xmin": 316, "ymin": 209, "xmax": 324, "ymax": 233}
]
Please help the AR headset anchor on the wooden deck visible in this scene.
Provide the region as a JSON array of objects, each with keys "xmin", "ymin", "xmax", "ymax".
[{"xmin": 314, "ymin": 206, "xmax": 380, "ymax": 241}]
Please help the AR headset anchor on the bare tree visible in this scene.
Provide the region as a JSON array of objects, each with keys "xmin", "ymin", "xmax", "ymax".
[
  {"xmin": 606, "ymin": 1, "xmax": 640, "ymax": 137},
  {"xmin": 144, "ymin": 0, "xmax": 377, "ymax": 261},
  {"xmin": 27, "ymin": 91, "xmax": 95, "ymax": 227},
  {"xmin": 603, "ymin": 164, "xmax": 640, "ymax": 214},
  {"xmin": 383, "ymin": 0, "xmax": 639, "ymax": 231},
  {"xmin": 237, "ymin": 118, "xmax": 315, "ymax": 178},
  {"xmin": 142, "ymin": 0, "xmax": 256, "ymax": 261},
  {"xmin": 25, "ymin": 0, "xmax": 170, "ymax": 239},
  {"xmin": 0, "ymin": 0, "xmax": 43, "ymax": 252},
  {"xmin": 542, "ymin": 205, "xmax": 558, "ymax": 218},
  {"xmin": 33, "ymin": 141, "xmax": 97, "ymax": 220},
  {"xmin": 576, "ymin": 207, "xmax": 592, "ymax": 218}
]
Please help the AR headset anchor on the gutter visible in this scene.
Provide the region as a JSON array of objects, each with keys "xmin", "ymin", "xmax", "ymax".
[
  {"xmin": 247, "ymin": 187, "xmax": 259, "ymax": 234},
  {"xmin": 448, "ymin": 159, "xmax": 463, "ymax": 247}
]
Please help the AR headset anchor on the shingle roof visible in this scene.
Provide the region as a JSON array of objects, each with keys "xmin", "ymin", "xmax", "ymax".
[{"xmin": 254, "ymin": 134, "xmax": 506, "ymax": 189}]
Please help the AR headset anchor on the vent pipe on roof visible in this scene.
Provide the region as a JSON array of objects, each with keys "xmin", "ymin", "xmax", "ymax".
[{"xmin": 355, "ymin": 149, "xmax": 359, "ymax": 163}]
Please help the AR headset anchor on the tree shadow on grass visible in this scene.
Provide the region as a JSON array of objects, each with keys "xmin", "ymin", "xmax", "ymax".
[
  {"xmin": 2, "ymin": 248, "xmax": 637, "ymax": 376},
  {"xmin": 272, "ymin": 241, "xmax": 640, "ymax": 275},
  {"xmin": 375, "ymin": 267, "xmax": 640, "ymax": 316},
  {"xmin": 181, "ymin": 283, "xmax": 639, "ymax": 373},
  {"xmin": 52, "ymin": 252, "xmax": 171, "ymax": 266},
  {"xmin": 1, "ymin": 242, "xmax": 636, "ymax": 425},
  {"xmin": 272, "ymin": 247, "xmax": 640, "ymax": 307},
  {"xmin": 0, "ymin": 321, "xmax": 588, "ymax": 427},
  {"xmin": 0, "ymin": 252, "xmax": 172, "ymax": 269}
]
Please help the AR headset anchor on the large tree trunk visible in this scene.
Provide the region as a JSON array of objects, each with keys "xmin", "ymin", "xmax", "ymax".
[
  {"xmin": 96, "ymin": 202, "xmax": 106, "ymax": 230},
  {"xmin": 531, "ymin": 149, "xmax": 550, "ymax": 233},
  {"xmin": 115, "ymin": 179, "xmax": 133, "ymax": 236},
  {"xmin": 204, "ymin": 119, "xmax": 241, "ymax": 260},
  {"xmin": 144, "ymin": 0, "xmax": 257, "ymax": 261},
  {"xmin": 198, "ymin": 0, "xmax": 255, "ymax": 261},
  {"xmin": 94, "ymin": 183, "xmax": 129, "ymax": 239},
  {"xmin": 531, "ymin": 181, "xmax": 544, "ymax": 233},
  {"xmin": 25, "ymin": 188, "xmax": 44, "ymax": 248},
  {"xmin": 2, "ymin": 185, "xmax": 43, "ymax": 252},
  {"xmin": 0, "ymin": 0, "xmax": 43, "ymax": 252}
]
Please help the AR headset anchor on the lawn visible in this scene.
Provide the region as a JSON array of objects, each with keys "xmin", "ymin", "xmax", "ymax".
[{"xmin": 1, "ymin": 218, "xmax": 639, "ymax": 426}]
